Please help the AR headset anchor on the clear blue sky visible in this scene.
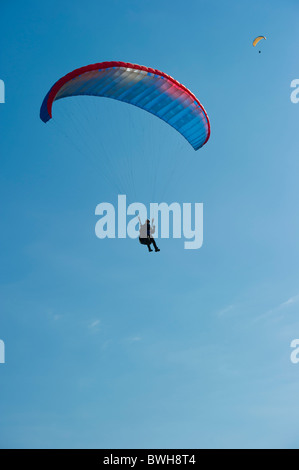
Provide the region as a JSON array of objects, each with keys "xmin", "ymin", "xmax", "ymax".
[{"xmin": 1, "ymin": 0, "xmax": 299, "ymax": 449}]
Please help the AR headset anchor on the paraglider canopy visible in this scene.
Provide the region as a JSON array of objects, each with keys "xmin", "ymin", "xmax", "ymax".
[
  {"xmin": 40, "ymin": 61, "xmax": 210, "ymax": 151},
  {"xmin": 252, "ymin": 35, "xmax": 266, "ymax": 47},
  {"xmin": 253, "ymin": 35, "xmax": 266, "ymax": 52}
]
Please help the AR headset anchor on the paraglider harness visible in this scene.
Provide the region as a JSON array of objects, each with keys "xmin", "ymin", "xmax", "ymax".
[
  {"xmin": 139, "ymin": 219, "xmax": 152, "ymax": 245},
  {"xmin": 138, "ymin": 217, "xmax": 160, "ymax": 251}
]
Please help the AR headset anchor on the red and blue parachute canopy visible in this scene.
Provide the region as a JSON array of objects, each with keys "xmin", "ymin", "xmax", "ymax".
[{"xmin": 40, "ymin": 61, "xmax": 210, "ymax": 150}]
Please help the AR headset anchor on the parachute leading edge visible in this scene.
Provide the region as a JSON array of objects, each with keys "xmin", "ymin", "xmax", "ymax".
[{"xmin": 40, "ymin": 61, "xmax": 210, "ymax": 151}]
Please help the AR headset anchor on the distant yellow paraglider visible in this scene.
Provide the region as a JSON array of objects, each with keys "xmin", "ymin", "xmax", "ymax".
[{"xmin": 253, "ymin": 35, "xmax": 266, "ymax": 53}]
